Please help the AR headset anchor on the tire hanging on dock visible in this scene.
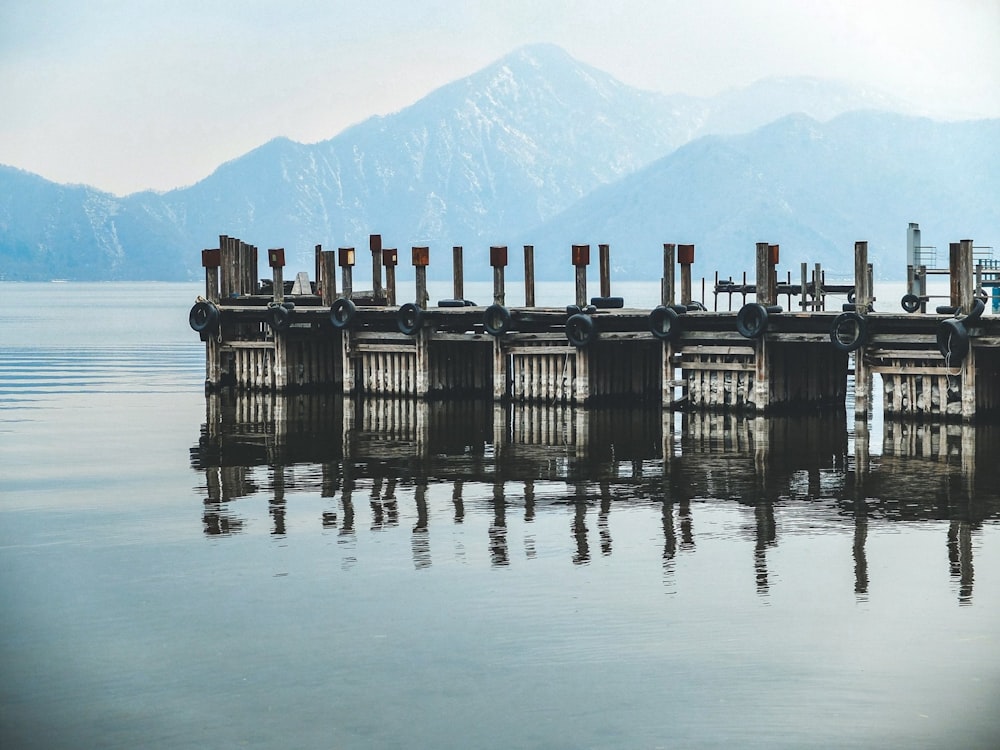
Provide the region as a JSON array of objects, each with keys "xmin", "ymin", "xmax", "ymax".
[
  {"xmin": 900, "ymin": 293, "xmax": 921, "ymax": 313},
  {"xmin": 397, "ymin": 303, "xmax": 424, "ymax": 336},
  {"xmin": 736, "ymin": 303, "xmax": 773, "ymax": 339},
  {"xmin": 829, "ymin": 311, "xmax": 867, "ymax": 352},
  {"xmin": 189, "ymin": 300, "xmax": 220, "ymax": 334},
  {"xmin": 483, "ymin": 304, "xmax": 513, "ymax": 336},
  {"xmin": 566, "ymin": 313, "xmax": 597, "ymax": 348},
  {"xmin": 937, "ymin": 318, "xmax": 970, "ymax": 364},
  {"xmin": 648, "ymin": 305, "xmax": 682, "ymax": 342},
  {"xmin": 268, "ymin": 302, "xmax": 293, "ymax": 331},
  {"xmin": 329, "ymin": 297, "xmax": 357, "ymax": 330}
]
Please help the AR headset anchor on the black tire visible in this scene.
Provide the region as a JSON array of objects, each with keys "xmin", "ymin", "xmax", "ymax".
[
  {"xmin": 686, "ymin": 301, "xmax": 707, "ymax": 311},
  {"xmin": 901, "ymin": 293, "xmax": 921, "ymax": 313},
  {"xmin": 936, "ymin": 306, "xmax": 959, "ymax": 315},
  {"xmin": 830, "ymin": 311, "xmax": 867, "ymax": 352},
  {"xmin": 965, "ymin": 298, "xmax": 985, "ymax": 324},
  {"xmin": 269, "ymin": 303, "xmax": 293, "ymax": 331},
  {"xmin": 566, "ymin": 313, "xmax": 597, "ymax": 348},
  {"xmin": 649, "ymin": 305, "xmax": 681, "ymax": 342},
  {"xmin": 590, "ymin": 296, "xmax": 624, "ymax": 309},
  {"xmin": 437, "ymin": 299, "xmax": 466, "ymax": 308},
  {"xmin": 937, "ymin": 318, "xmax": 969, "ymax": 363},
  {"xmin": 847, "ymin": 288, "xmax": 856, "ymax": 303},
  {"xmin": 329, "ymin": 297, "xmax": 357, "ymax": 330},
  {"xmin": 736, "ymin": 303, "xmax": 769, "ymax": 339},
  {"xmin": 397, "ymin": 303, "xmax": 424, "ymax": 336},
  {"xmin": 483, "ymin": 304, "xmax": 513, "ymax": 337},
  {"xmin": 189, "ymin": 300, "xmax": 219, "ymax": 333}
]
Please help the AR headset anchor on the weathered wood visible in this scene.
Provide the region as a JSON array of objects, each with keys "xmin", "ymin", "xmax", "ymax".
[
  {"xmin": 662, "ymin": 243, "xmax": 675, "ymax": 306},
  {"xmin": 320, "ymin": 250, "xmax": 337, "ymax": 305},
  {"xmin": 599, "ymin": 243, "xmax": 611, "ymax": 298},
  {"xmin": 452, "ymin": 246, "xmax": 464, "ymax": 300},
  {"xmin": 370, "ymin": 234, "xmax": 384, "ymax": 303},
  {"xmin": 523, "ymin": 245, "xmax": 535, "ymax": 307}
]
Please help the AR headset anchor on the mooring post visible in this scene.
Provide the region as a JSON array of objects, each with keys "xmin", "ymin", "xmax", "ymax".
[
  {"xmin": 314, "ymin": 244, "xmax": 322, "ymax": 293},
  {"xmin": 678, "ymin": 244, "xmax": 694, "ymax": 305},
  {"xmin": 320, "ymin": 249, "xmax": 337, "ymax": 305},
  {"xmin": 490, "ymin": 246, "xmax": 507, "ymax": 305},
  {"xmin": 382, "ymin": 248, "xmax": 398, "ymax": 306},
  {"xmin": 662, "ymin": 243, "xmax": 676, "ymax": 306},
  {"xmin": 800, "ymin": 263, "xmax": 808, "ymax": 310},
  {"xmin": 755, "ymin": 242, "xmax": 777, "ymax": 305},
  {"xmin": 202, "ymin": 248, "xmax": 221, "ymax": 304},
  {"xmin": 219, "ymin": 235, "xmax": 232, "ymax": 297},
  {"xmin": 814, "ymin": 263, "xmax": 824, "ymax": 311},
  {"xmin": 452, "ymin": 246, "xmax": 464, "ymax": 301},
  {"xmin": 853, "ymin": 241, "xmax": 871, "ymax": 420},
  {"xmin": 572, "ymin": 244, "xmax": 590, "ymax": 307},
  {"xmin": 370, "ymin": 234, "xmax": 384, "ymax": 303},
  {"xmin": 268, "ymin": 248, "xmax": 285, "ymax": 304},
  {"xmin": 522, "ymin": 245, "xmax": 536, "ymax": 307},
  {"xmin": 202, "ymin": 247, "xmax": 222, "ymax": 387},
  {"xmin": 958, "ymin": 239, "xmax": 975, "ymax": 314},
  {"xmin": 339, "ymin": 247, "xmax": 355, "ymax": 299},
  {"xmin": 599, "ymin": 244, "xmax": 611, "ymax": 298},
  {"xmin": 412, "ymin": 246, "xmax": 429, "ymax": 308},
  {"xmin": 240, "ymin": 241, "xmax": 253, "ymax": 294},
  {"xmin": 854, "ymin": 241, "xmax": 871, "ymax": 311}
]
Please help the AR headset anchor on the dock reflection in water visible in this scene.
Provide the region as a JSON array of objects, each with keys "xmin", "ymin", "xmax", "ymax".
[{"xmin": 191, "ymin": 392, "xmax": 1000, "ymax": 604}]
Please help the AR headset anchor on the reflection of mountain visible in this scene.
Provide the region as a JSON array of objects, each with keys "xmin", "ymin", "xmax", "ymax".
[{"xmin": 191, "ymin": 392, "xmax": 1000, "ymax": 602}]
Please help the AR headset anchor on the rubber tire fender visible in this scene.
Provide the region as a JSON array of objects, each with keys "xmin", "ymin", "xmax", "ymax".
[
  {"xmin": 566, "ymin": 313, "xmax": 597, "ymax": 348},
  {"xmin": 736, "ymin": 303, "xmax": 769, "ymax": 339},
  {"xmin": 649, "ymin": 305, "xmax": 681, "ymax": 342},
  {"xmin": 483, "ymin": 304, "xmax": 513, "ymax": 337},
  {"xmin": 936, "ymin": 318, "xmax": 969, "ymax": 363},
  {"xmin": 397, "ymin": 303, "xmax": 424, "ymax": 336},
  {"xmin": 189, "ymin": 300, "xmax": 220, "ymax": 333},
  {"xmin": 269, "ymin": 303, "xmax": 293, "ymax": 331},
  {"xmin": 329, "ymin": 297, "xmax": 357, "ymax": 330},
  {"xmin": 900, "ymin": 293, "xmax": 921, "ymax": 313},
  {"xmin": 829, "ymin": 311, "xmax": 867, "ymax": 352},
  {"xmin": 964, "ymin": 298, "xmax": 985, "ymax": 325}
]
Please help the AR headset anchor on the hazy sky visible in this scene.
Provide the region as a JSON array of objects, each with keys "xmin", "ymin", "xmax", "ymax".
[{"xmin": 2, "ymin": 0, "xmax": 998, "ymax": 195}]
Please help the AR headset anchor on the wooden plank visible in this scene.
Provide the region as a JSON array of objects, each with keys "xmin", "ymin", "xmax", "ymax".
[
  {"xmin": 680, "ymin": 345, "xmax": 755, "ymax": 356},
  {"xmin": 681, "ymin": 361, "xmax": 755, "ymax": 372},
  {"xmin": 869, "ymin": 365, "xmax": 957, "ymax": 376}
]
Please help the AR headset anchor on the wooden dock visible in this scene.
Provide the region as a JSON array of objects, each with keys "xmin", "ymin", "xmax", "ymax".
[{"xmin": 190, "ymin": 232, "xmax": 1000, "ymax": 421}]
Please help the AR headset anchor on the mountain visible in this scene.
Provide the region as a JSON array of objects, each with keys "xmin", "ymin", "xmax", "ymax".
[
  {"xmin": 0, "ymin": 43, "xmax": 964, "ymax": 283},
  {"xmin": 520, "ymin": 111, "xmax": 1000, "ymax": 285}
]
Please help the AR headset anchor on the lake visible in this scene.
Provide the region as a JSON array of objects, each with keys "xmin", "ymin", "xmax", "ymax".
[{"xmin": 2, "ymin": 281, "xmax": 999, "ymax": 749}]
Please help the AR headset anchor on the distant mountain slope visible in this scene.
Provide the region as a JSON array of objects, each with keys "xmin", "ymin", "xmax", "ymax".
[
  {"xmin": 520, "ymin": 112, "xmax": 1000, "ymax": 286},
  {"xmin": 0, "ymin": 43, "xmax": 949, "ymax": 282}
]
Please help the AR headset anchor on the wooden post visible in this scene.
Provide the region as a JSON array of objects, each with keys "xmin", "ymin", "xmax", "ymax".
[
  {"xmin": 572, "ymin": 244, "xmax": 590, "ymax": 307},
  {"xmin": 599, "ymin": 244, "xmax": 611, "ymax": 298},
  {"xmin": 490, "ymin": 246, "xmax": 507, "ymax": 306},
  {"xmin": 755, "ymin": 242, "xmax": 776, "ymax": 306},
  {"xmin": 662, "ymin": 243, "xmax": 676, "ymax": 306},
  {"xmin": 382, "ymin": 248, "xmax": 398, "ymax": 306},
  {"xmin": 202, "ymin": 248, "xmax": 221, "ymax": 303},
  {"xmin": 854, "ymin": 241, "xmax": 871, "ymax": 311},
  {"xmin": 524, "ymin": 245, "xmax": 535, "ymax": 307},
  {"xmin": 412, "ymin": 246, "xmax": 429, "ymax": 308},
  {"xmin": 268, "ymin": 248, "xmax": 285, "ymax": 304},
  {"xmin": 678, "ymin": 244, "xmax": 694, "ymax": 305},
  {"xmin": 452, "ymin": 246, "xmax": 464, "ymax": 301},
  {"xmin": 800, "ymin": 263, "xmax": 808, "ymax": 310},
  {"xmin": 314, "ymin": 244, "xmax": 322, "ymax": 293},
  {"xmin": 814, "ymin": 262, "xmax": 823, "ymax": 311},
  {"xmin": 320, "ymin": 250, "xmax": 338, "ymax": 305},
  {"xmin": 949, "ymin": 242, "xmax": 961, "ymax": 308},
  {"xmin": 219, "ymin": 235, "xmax": 232, "ymax": 298},
  {"xmin": 958, "ymin": 239, "xmax": 975, "ymax": 314},
  {"xmin": 370, "ymin": 234, "xmax": 384, "ymax": 303},
  {"xmin": 339, "ymin": 247, "xmax": 355, "ymax": 299}
]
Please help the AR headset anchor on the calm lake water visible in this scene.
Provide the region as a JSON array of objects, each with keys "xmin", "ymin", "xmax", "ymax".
[{"xmin": 2, "ymin": 281, "xmax": 999, "ymax": 750}]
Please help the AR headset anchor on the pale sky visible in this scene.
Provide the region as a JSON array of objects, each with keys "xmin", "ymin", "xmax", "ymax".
[{"xmin": 1, "ymin": 0, "xmax": 998, "ymax": 196}]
